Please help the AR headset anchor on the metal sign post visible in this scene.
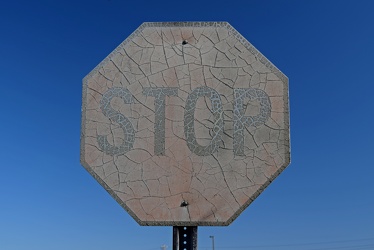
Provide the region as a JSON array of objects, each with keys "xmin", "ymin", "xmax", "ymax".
[{"xmin": 173, "ymin": 226, "xmax": 197, "ymax": 250}]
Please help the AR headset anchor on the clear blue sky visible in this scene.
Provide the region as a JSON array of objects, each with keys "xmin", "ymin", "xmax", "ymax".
[{"xmin": 1, "ymin": 0, "xmax": 374, "ymax": 249}]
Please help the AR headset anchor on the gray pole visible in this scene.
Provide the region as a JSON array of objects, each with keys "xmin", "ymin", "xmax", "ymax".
[{"xmin": 209, "ymin": 236, "xmax": 215, "ymax": 250}]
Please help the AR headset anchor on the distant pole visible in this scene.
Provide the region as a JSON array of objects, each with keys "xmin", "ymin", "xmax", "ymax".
[{"xmin": 209, "ymin": 235, "xmax": 215, "ymax": 250}]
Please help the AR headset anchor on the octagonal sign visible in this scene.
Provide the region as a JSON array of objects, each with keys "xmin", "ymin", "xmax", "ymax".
[{"xmin": 81, "ymin": 22, "xmax": 290, "ymax": 226}]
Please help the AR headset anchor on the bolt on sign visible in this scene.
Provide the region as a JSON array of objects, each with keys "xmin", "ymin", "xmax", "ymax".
[{"xmin": 80, "ymin": 22, "xmax": 290, "ymax": 226}]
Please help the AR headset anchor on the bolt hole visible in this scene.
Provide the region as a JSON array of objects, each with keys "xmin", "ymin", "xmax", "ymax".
[
  {"xmin": 182, "ymin": 40, "xmax": 188, "ymax": 45},
  {"xmin": 181, "ymin": 201, "xmax": 189, "ymax": 207}
]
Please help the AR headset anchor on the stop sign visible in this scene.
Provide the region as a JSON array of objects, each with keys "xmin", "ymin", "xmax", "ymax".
[{"xmin": 80, "ymin": 22, "xmax": 290, "ymax": 226}]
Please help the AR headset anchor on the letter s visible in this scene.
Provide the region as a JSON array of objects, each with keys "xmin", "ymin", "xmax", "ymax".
[{"xmin": 97, "ymin": 87, "xmax": 135, "ymax": 156}]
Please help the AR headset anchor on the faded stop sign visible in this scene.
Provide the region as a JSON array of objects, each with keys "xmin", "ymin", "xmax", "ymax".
[{"xmin": 80, "ymin": 22, "xmax": 290, "ymax": 226}]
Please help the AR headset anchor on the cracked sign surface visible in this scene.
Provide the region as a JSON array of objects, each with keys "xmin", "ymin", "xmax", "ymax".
[{"xmin": 80, "ymin": 22, "xmax": 290, "ymax": 226}]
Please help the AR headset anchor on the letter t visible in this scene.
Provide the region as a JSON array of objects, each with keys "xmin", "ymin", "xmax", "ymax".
[{"xmin": 143, "ymin": 87, "xmax": 178, "ymax": 156}]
